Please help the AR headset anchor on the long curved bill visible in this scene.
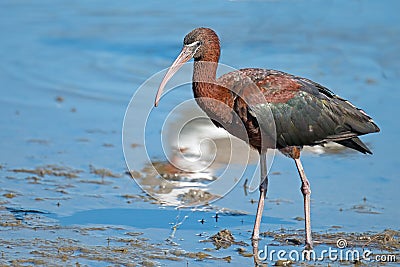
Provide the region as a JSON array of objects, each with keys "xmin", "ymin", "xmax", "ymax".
[{"xmin": 154, "ymin": 45, "xmax": 198, "ymax": 107}]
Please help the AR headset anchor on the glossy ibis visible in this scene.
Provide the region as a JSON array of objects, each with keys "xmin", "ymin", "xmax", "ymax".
[{"xmin": 154, "ymin": 28, "xmax": 380, "ymax": 255}]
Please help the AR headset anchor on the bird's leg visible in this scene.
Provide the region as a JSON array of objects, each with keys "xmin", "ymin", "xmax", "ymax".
[
  {"xmin": 252, "ymin": 152, "xmax": 268, "ymax": 265},
  {"xmin": 294, "ymin": 157, "xmax": 313, "ymax": 251},
  {"xmin": 252, "ymin": 152, "xmax": 268, "ymax": 241}
]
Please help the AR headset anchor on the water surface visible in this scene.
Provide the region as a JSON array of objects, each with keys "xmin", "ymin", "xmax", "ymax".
[{"xmin": 0, "ymin": 1, "xmax": 399, "ymax": 266}]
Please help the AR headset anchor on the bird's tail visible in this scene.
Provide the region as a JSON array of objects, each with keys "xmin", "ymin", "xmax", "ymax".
[{"xmin": 335, "ymin": 137, "xmax": 373, "ymax": 154}]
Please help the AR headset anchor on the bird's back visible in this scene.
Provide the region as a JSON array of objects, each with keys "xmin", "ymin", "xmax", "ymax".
[{"xmin": 216, "ymin": 68, "xmax": 380, "ymax": 154}]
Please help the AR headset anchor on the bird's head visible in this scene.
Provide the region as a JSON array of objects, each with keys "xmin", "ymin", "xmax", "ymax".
[
  {"xmin": 183, "ymin": 27, "xmax": 220, "ymax": 60},
  {"xmin": 154, "ymin": 28, "xmax": 220, "ymax": 107}
]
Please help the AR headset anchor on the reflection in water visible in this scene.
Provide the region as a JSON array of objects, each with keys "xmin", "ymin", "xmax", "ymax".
[
  {"xmin": 163, "ymin": 104, "xmax": 260, "ymax": 172},
  {"xmin": 140, "ymin": 106, "xmax": 260, "ymax": 206}
]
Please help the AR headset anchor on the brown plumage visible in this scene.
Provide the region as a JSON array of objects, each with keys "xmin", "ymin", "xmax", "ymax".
[{"xmin": 154, "ymin": 27, "xmax": 380, "ymax": 260}]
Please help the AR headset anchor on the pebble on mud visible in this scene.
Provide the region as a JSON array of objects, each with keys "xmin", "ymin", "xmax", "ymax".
[
  {"xmin": 209, "ymin": 229, "xmax": 248, "ymax": 249},
  {"xmin": 274, "ymin": 259, "xmax": 293, "ymax": 266}
]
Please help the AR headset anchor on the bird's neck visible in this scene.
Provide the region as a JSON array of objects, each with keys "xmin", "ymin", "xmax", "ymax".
[
  {"xmin": 192, "ymin": 60, "xmax": 217, "ymax": 98},
  {"xmin": 192, "ymin": 42, "xmax": 220, "ymax": 99},
  {"xmin": 192, "ymin": 56, "xmax": 234, "ymax": 124},
  {"xmin": 193, "ymin": 54, "xmax": 235, "ymax": 104}
]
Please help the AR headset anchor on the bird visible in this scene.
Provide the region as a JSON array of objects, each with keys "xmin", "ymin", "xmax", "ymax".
[{"xmin": 154, "ymin": 27, "xmax": 380, "ymax": 257}]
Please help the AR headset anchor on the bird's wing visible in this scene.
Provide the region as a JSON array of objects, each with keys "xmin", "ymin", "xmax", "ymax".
[
  {"xmin": 294, "ymin": 76, "xmax": 380, "ymax": 136},
  {"xmin": 233, "ymin": 69, "xmax": 379, "ymax": 149}
]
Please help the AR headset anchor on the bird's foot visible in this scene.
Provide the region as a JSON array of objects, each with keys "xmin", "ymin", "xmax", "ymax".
[
  {"xmin": 304, "ymin": 242, "xmax": 313, "ymax": 251},
  {"xmin": 251, "ymin": 236, "xmax": 263, "ymax": 267},
  {"xmin": 302, "ymin": 242, "xmax": 314, "ymax": 261}
]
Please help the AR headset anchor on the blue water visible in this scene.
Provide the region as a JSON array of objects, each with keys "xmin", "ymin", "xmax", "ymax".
[{"xmin": 0, "ymin": 1, "xmax": 399, "ymax": 266}]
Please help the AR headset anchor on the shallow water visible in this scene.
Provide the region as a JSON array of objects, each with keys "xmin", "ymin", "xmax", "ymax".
[{"xmin": 0, "ymin": 0, "xmax": 399, "ymax": 266}]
